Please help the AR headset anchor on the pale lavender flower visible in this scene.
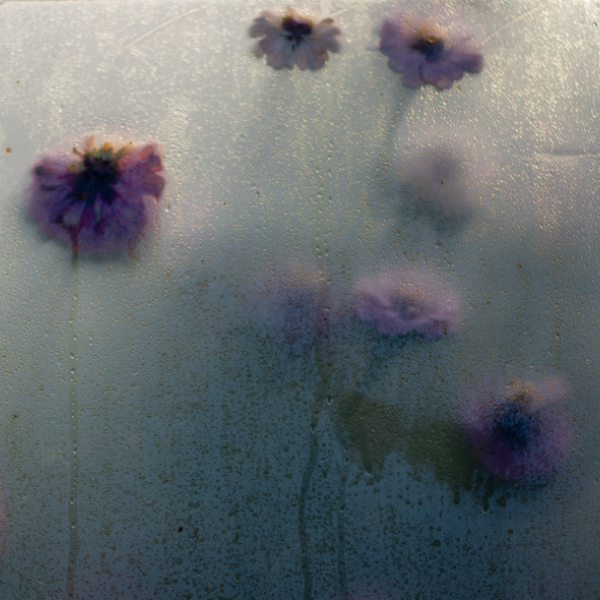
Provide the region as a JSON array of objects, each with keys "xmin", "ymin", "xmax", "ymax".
[
  {"xmin": 379, "ymin": 9, "xmax": 484, "ymax": 89},
  {"xmin": 460, "ymin": 377, "xmax": 573, "ymax": 481},
  {"xmin": 354, "ymin": 267, "xmax": 461, "ymax": 339},
  {"xmin": 249, "ymin": 9, "xmax": 341, "ymax": 70},
  {"xmin": 29, "ymin": 137, "xmax": 165, "ymax": 254}
]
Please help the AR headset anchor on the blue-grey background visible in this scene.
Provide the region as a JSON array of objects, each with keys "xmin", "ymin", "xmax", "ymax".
[{"xmin": 0, "ymin": 0, "xmax": 597, "ymax": 598}]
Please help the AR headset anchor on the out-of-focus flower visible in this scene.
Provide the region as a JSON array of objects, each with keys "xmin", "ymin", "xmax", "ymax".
[
  {"xmin": 379, "ymin": 9, "xmax": 483, "ymax": 89},
  {"xmin": 354, "ymin": 266, "xmax": 461, "ymax": 339},
  {"xmin": 256, "ymin": 265, "xmax": 337, "ymax": 349},
  {"xmin": 461, "ymin": 377, "xmax": 573, "ymax": 481},
  {"xmin": 393, "ymin": 127, "xmax": 489, "ymax": 221},
  {"xmin": 249, "ymin": 9, "xmax": 341, "ymax": 70},
  {"xmin": 29, "ymin": 137, "xmax": 165, "ymax": 254}
]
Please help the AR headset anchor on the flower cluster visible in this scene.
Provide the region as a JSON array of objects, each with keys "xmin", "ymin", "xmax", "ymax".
[
  {"xmin": 379, "ymin": 10, "xmax": 484, "ymax": 89},
  {"xmin": 353, "ymin": 267, "xmax": 461, "ymax": 339},
  {"xmin": 249, "ymin": 9, "xmax": 341, "ymax": 70},
  {"xmin": 461, "ymin": 377, "xmax": 573, "ymax": 481},
  {"xmin": 29, "ymin": 138, "xmax": 165, "ymax": 254}
]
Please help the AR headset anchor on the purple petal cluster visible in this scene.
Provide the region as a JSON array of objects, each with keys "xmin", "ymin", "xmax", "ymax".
[
  {"xmin": 256, "ymin": 266, "xmax": 335, "ymax": 349},
  {"xmin": 249, "ymin": 9, "xmax": 341, "ymax": 70},
  {"xmin": 29, "ymin": 138, "xmax": 165, "ymax": 254},
  {"xmin": 354, "ymin": 267, "xmax": 461, "ymax": 339},
  {"xmin": 461, "ymin": 377, "xmax": 573, "ymax": 481},
  {"xmin": 379, "ymin": 10, "xmax": 484, "ymax": 89}
]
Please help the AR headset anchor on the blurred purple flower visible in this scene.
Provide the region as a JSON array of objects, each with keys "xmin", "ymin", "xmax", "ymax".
[
  {"xmin": 249, "ymin": 9, "xmax": 341, "ymax": 70},
  {"xmin": 354, "ymin": 267, "xmax": 461, "ymax": 339},
  {"xmin": 29, "ymin": 137, "xmax": 165, "ymax": 254},
  {"xmin": 461, "ymin": 377, "xmax": 573, "ymax": 481},
  {"xmin": 379, "ymin": 10, "xmax": 483, "ymax": 89},
  {"xmin": 256, "ymin": 265, "xmax": 338, "ymax": 349}
]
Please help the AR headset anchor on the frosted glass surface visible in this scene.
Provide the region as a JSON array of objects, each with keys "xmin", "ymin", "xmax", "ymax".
[{"xmin": 0, "ymin": 0, "xmax": 598, "ymax": 598}]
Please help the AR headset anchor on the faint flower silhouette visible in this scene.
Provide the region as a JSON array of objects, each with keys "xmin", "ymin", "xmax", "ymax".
[
  {"xmin": 393, "ymin": 126, "xmax": 490, "ymax": 222},
  {"xmin": 255, "ymin": 264, "xmax": 338, "ymax": 349}
]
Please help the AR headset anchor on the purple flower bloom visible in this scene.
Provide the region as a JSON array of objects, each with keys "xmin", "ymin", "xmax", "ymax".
[
  {"xmin": 379, "ymin": 10, "xmax": 484, "ymax": 89},
  {"xmin": 249, "ymin": 9, "xmax": 341, "ymax": 70},
  {"xmin": 256, "ymin": 265, "xmax": 337, "ymax": 349},
  {"xmin": 354, "ymin": 267, "xmax": 461, "ymax": 339},
  {"xmin": 461, "ymin": 377, "xmax": 573, "ymax": 481},
  {"xmin": 29, "ymin": 137, "xmax": 165, "ymax": 254}
]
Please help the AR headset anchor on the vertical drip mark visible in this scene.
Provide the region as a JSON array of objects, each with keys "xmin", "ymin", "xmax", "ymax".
[
  {"xmin": 298, "ymin": 346, "xmax": 334, "ymax": 600},
  {"xmin": 336, "ymin": 457, "xmax": 348, "ymax": 598},
  {"xmin": 481, "ymin": 473, "xmax": 497, "ymax": 514},
  {"xmin": 298, "ymin": 394, "xmax": 325, "ymax": 600},
  {"xmin": 313, "ymin": 60, "xmax": 334, "ymax": 282},
  {"xmin": 299, "ymin": 70, "xmax": 336, "ymax": 600},
  {"xmin": 66, "ymin": 251, "xmax": 80, "ymax": 600}
]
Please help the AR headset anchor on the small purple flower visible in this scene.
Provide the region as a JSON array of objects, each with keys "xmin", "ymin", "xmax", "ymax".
[
  {"xmin": 379, "ymin": 10, "xmax": 484, "ymax": 89},
  {"xmin": 256, "ymin": 265, "xmax": 337, "ymax": 349},
  {"xmin": 461, "ymin": 377, "xmax": 573, "ymax": 481},
  {"xmin": 29, "ymin": 137, "xmax": 165, "ymax": 254},
  {"xmin": 354, "ymin": 267, "xmax": 461, "ymax": 339},
  {"xmin": 249, "ymin": 9, "xmax": 341, "ymax": 70}
]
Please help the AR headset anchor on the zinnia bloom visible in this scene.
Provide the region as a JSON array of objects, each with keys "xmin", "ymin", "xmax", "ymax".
[
  {"xmin": 379, "ymin": 10, "xmax": 484, "ymax": 89},
  {"xmin": 29, "ymin": 137, "xmax": 165, "ymax": 254},
  {"xmin": 354, "ymin": 267, "xmax": 461, "ymax": 339},
  {"xmin": 249, "ymin": 9, "xmax": 341, "ymax": 70},
  {"xmin": 461, "ymin": 377, "xmax": 573, "ymax": 481}
]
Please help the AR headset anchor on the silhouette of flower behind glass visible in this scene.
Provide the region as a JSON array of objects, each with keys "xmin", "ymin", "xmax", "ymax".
[
  {"xmin": 379, "ymin": 9, "xmax": 484, "ymax": 89},
  {"xmin": 255, "ymin": 265, "xmax": 337, "ymax": 350},
  {"xmin": 29, "ymin": 137, "xmax": 165, "ymax": 254},
  {"xmin": 394, "ymin": 128, "xmax": 487, "ymax": 222},
  {"xmin": 249, "ymin": 8, "xmax": 341, "ymax": 70}
]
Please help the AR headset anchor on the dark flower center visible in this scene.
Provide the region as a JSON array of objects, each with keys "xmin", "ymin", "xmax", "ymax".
[
  {"xmin": 73, "ymin": 153, "xmax": 120, "ymax": 205},
  {"xmin": 282, "ymin": 17, "xmax": 312, "ymax": 46},
  {"xmin": 411, "ymin": 35, "xmax": 445, "ymax": 62},
  {"xmin": 493, "ymin": 402, "xmax": 541, "ymax": 451}
]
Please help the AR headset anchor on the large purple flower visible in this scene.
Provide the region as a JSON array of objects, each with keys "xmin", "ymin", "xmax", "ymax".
[
  {"xmin": 354, "ymin": 267, "xmax": 461, "ymax": 339},
  {"xmin": 379, "ymin": 10, "xmax": 484, "ymax": 90},
  {"xmin": 249, "ymin": 9, "xmax": 341, "ymax": 70},
  {"xmin": 29, "ymin": 138, "xmax": 165, "ymax": 254},
  {"xmin": 461, "ymin": 377, "xmax": 573, "ymax": 481}
]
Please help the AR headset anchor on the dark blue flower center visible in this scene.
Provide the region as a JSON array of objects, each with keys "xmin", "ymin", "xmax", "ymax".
[
  {"xmin": 411, "ymin": 36, "xmax": 445, "ymax": 62},
  {"xmin": 282, "ymin": 17, "xmax": 312, "ymax": 46},
  {"xmin": 493, "ymin": 402, "xmax": 540, "ymax": 451},
  {"xmin": 73, "ymin": 154, "xmax": 120, "ymax": 205}
]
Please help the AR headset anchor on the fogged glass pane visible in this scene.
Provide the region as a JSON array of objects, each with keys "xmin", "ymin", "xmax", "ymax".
[{"xmin": 0, "ymin": 0, "xmax": 597, "ymax": 598}]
